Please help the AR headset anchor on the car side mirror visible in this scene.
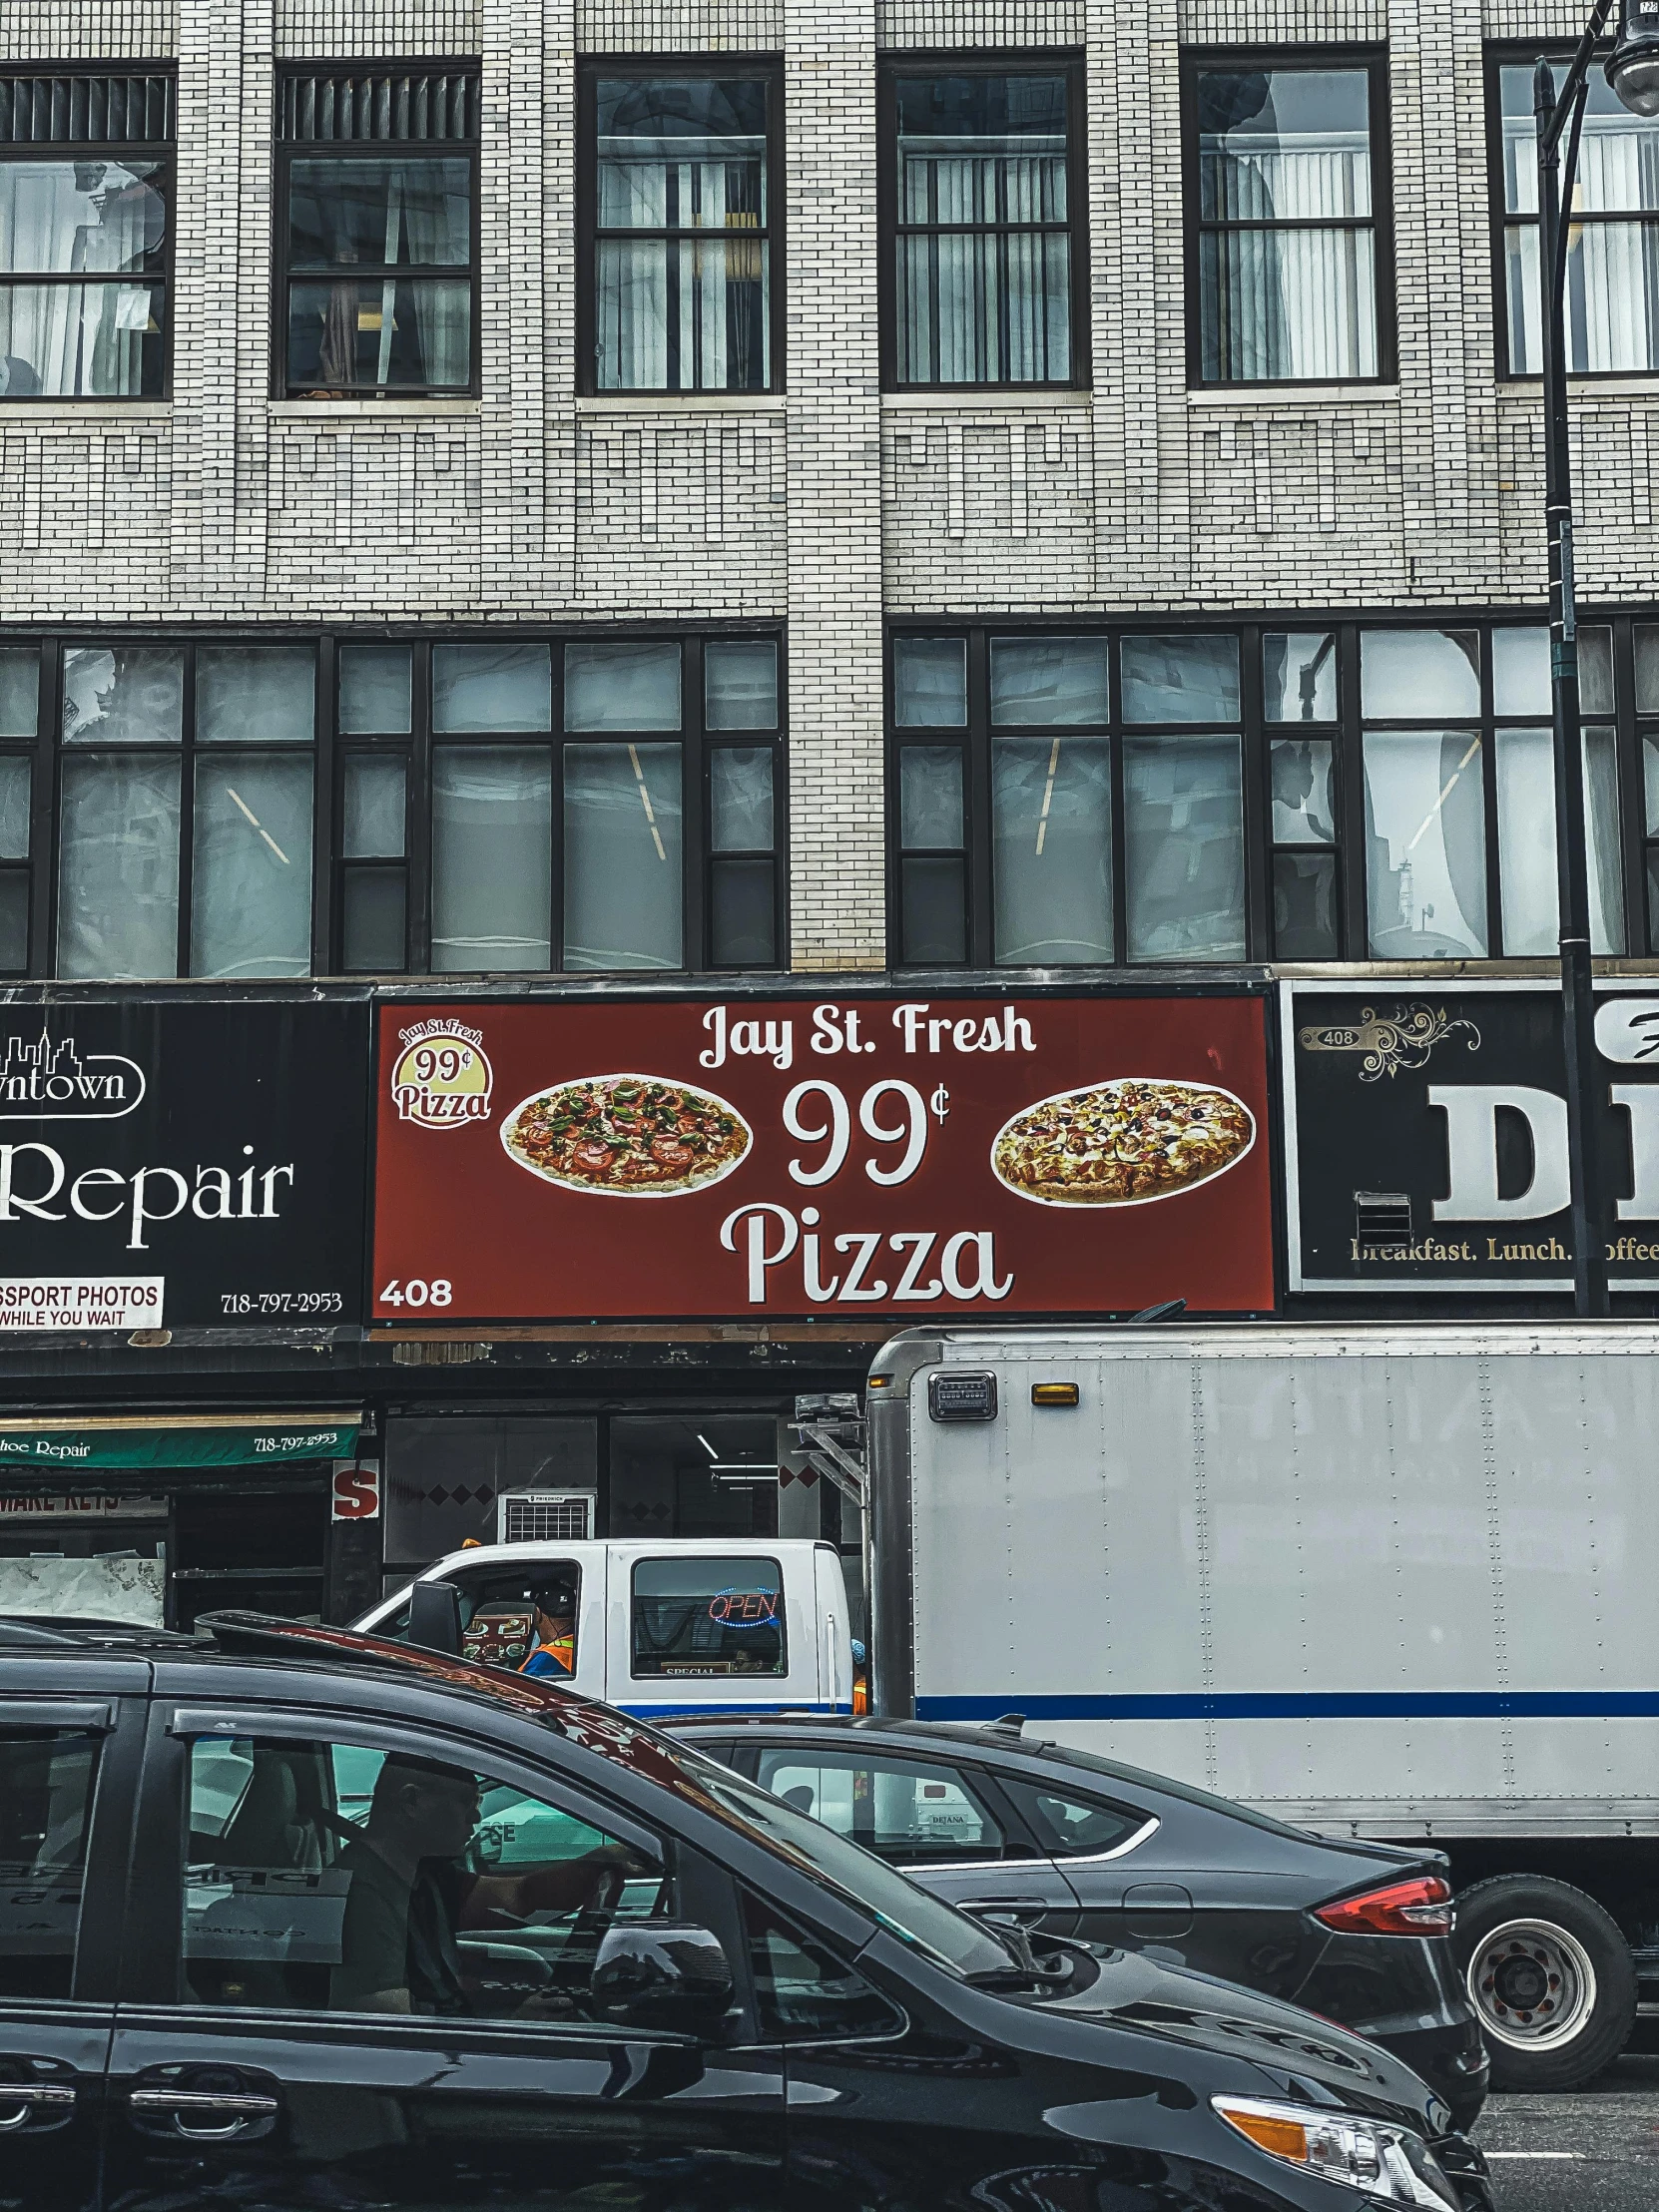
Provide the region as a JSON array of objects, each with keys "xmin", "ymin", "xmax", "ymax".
[
  {"xmin": 406, "ymin": 1581, "xmax": 463, "ymax": 1657},
  {"xmin": 590, "ymin": 1922, "xmax": 735, "ymax": 2036}
]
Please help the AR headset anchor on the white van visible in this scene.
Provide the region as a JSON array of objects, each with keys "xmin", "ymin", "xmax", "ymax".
[{"xmin": 353, "ymin": 1537, "xmax": 854, "ymax": 1720}]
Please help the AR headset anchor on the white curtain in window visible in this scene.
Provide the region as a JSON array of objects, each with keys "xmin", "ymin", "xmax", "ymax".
[
  {"xmin": 1205, "ymin": 130, "xmax": 1375, "ymax": 379},
  {"xmin": 397, "ymin": 166, "xmax": 470, "ymax": 388},
  {"xmin": 0, "ymin": 163, "xmax": 155, "ymax": 395},
  {"xmin": 898, "ymin": 138, "xmax": 1069, "ymax": 382},
  {"xmin": 1495, "ymin": 725, "xmax": 1624, "ymax": 956},
  {"xmin": 596, "ymin": 154, "xmax": 766, "ymax": 391}
]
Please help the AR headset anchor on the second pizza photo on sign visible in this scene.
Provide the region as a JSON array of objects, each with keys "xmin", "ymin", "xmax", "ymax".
[{"xmin": 990, "ymin": 1078, "xmax": 1256, "ymax": 1207}]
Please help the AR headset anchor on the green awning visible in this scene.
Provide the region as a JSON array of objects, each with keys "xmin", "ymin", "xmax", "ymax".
[{"xmin": 0, "ymin": 1415, "xmax": 360, "ymax": 1471}]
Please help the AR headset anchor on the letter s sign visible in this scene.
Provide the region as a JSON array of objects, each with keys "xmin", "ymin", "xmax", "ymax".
[{"xmin": 331, "ymin": 1464, "xmax": 380, "ymax": 1521}]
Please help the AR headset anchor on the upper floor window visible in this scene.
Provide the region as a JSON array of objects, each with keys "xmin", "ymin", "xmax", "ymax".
[
  {"xmin": 57, "ymin": 641, "xmax": 318, "ymax": 981},
  {"xmin": 276, "ymin": 66, "xmax": 478, "ymax": 398},
  {"xmin": 0, "ymin": 629, "xmax": 785, "ymax": 980},
  {"xmin": 883, "ymin": 63, "xmax": 1083, "ymax": 388},
  {"xmin": 0, "ymin": 69, "xmax": 174, "ymax": 399},
  {"xmin": 1188, "ymin": 55, "xmax": 1391, "ymax": 385},
  {"xmin": 582, "ymin": 64, "xmax": 780, "ymax": 394},
  {"xmin": 889, "ymin": 621, "xmax": 1643, "ymax": 970},
  {"xmin": 1492, "ymin": 54, "xmax": 1659, "ymax": 376}
]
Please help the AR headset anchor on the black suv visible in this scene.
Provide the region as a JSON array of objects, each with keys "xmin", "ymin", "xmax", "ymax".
[{"xmin": 0, "ymin": 1612, "xmax": 1493, "ymax": 2212}]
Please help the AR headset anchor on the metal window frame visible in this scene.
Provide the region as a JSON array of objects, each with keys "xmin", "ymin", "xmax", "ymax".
[
  {"xmin": 576, "ymin": 53, "xmax": 787, "ymax": 399},
  {"xmin": 272, "ymin": 58, "xmax": 482, "ymax": 402},
  {"xmin": 0, "ymin": 61, "xmax": 177, "ymax": 404},
  {"xmin": 46, "ymin": 633, "xmax": 323, "ymax": 981},
  {"xmin": 1482, "ymin": 39, "xmax": 1659, "ymax": 383},
  {"xmin": 877, "ymin": 51, "xmax": 1091, "ymax": 394},
  {"xmin": 0, "ymin": 622, "xmax": 784, "ymax": 982},
  {"xmin": 885, "ymin": 613, "xmax": 1659, "ymax": 974},
  {"xmin": 1181, "ymin": 45, "xmax": 1397, "ymax": 391},
  {"xmin": 330, "ymin": 625, "xmax": 789, "ymax": 979}
]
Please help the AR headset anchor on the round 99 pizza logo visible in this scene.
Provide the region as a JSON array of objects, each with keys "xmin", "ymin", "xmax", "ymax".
[{"xmin": 390, "ymin": 1019, "xmax": 493, "ymax": 1133}]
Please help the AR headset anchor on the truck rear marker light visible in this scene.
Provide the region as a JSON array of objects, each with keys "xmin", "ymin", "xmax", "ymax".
[
  {"xmin": 1031, "ymin": 1382, "xmax": 1080, "ymax": 1406},
  {"xmin": 1315, "ymin": 1875, "xmax": 1454, "ymax": 1937}
]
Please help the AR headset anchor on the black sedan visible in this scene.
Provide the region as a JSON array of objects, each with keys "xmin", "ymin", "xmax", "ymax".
[{"xmin": 673, "ymin": 1711, "xmax": 1490, "ymax": 2131}]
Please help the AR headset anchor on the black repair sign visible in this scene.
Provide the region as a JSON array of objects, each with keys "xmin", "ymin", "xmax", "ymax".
[
  {"xmin": 0, "ymin": 998, "xmax": 368, "ymax": 1330},
  {"xmin": 1282, "ymin": 980, "xmax": 1659, "ymax": 1293}
]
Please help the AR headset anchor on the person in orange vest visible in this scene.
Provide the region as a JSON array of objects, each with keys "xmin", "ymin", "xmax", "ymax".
[{"xmin": 520, "ymin": 1589, "xmax": 576, "ymax": 1679}]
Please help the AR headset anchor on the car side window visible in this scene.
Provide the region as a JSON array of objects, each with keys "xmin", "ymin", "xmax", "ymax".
[
  {"xmin": 631, "ymin": 1554, "xmax": 786, "ymax": 1679},
  {"xmin": 752, "ymin": 1747, "xmax": 1005, "ymax": 1866},
  {"xmin": 181, "ymin": 1733, "xmax": 671, "ymax": 2022},
  {"xmin": 996, "ymin": 1775, "xmax": 1147, "ymax": 1859},
  {"xmin": 742, "ymin": 1893, "xmax": 903, "ymax": 2040},
  {"xmin": 0, "ymin": 1727, "xmax": 102, "ymax": 1999}
]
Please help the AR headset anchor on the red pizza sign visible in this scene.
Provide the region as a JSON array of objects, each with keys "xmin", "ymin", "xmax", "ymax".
[{"xmin": 370, "ymin": 994, "xmax": 1275, "ymax": 1322}]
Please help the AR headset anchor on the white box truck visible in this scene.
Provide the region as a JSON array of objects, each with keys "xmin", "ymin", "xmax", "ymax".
[{"xmin": 864, "ymin": 1319, "xmax": 1659, "ymax": 2091}]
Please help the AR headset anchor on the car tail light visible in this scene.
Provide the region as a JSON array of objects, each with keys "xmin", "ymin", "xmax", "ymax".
[{"xmin": 1315, "ymin": 1875, "xmax": 1454, "ymax": 1937}]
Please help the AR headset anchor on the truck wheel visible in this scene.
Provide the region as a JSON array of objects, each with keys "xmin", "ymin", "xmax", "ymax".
[{"xmin": 1454, "ymin": 1876, "xmax": 1635, "ymax": 2091}]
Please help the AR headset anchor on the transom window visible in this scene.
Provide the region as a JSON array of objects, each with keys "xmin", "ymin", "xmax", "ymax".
[
  {"xmin": 582, "ymin": 64, "xmax": 780, "ymax": 394},
  {"xmin": 0, "ymin": 630, "xmax": 784, "ymax": 978},
  {"xmin": 0, "ymin": 68, "xmax": 174, "ymax": 399},
  {"xmin": 1187, "ymin": 54, "xmax": 1391, "ymax": 385},
  {"xmin": 890, "ymin": 621, "xmax": 1648, "ymax": 968},
  {"xmin": 1491, "ymin": 52, "xmax": 1659, "ymax": 377},
  {"xmin": 276, "ymin": 66, "xmax": 478, "ymax": 398},
  {"xmin": 883, "ymin": 62, "xmax": 1083, "ymax": 388}
]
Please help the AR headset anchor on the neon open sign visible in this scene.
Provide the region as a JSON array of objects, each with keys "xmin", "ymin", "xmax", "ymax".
[{"xmin": 709, "ymin": 1588, "xmax": 780, "ymax": 1629}]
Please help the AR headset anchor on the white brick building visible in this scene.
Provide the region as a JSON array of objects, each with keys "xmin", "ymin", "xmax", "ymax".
[{"xmin": 0, "ymin": 0, "xmax": 1654, "ymax": 981}]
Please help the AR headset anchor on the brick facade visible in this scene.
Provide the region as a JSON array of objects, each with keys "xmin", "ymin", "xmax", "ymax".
[{"xmin": 0, "ymin": 0, "xmax": 1647, "ymax": 969}]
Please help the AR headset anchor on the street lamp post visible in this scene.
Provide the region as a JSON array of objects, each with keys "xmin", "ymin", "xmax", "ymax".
[{"xmin": 1533, "ymin": 0, "xmax": 1659, "ymax": 1318}]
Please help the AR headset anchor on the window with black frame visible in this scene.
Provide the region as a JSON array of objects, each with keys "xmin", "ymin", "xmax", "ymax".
[
  {"xmin": 585, "ymin": 67, "xmax": 777, "ymax": 394},
  {"xmin": 886, "ymin": 65, "xmax": 1079, "ymax": 388},
  {"xmin": 891, "ymin": 631, "xmax": 1245, "ymax": 967},
  {"xmin": 0, "ymin": 647, "xmax": 35, "ymax": 971},
  {"xmin": 1492, "ymin": 54, "xmax": 1659, "ymax": 376},
  {"xmin": 1359, "ymin": 624, "xmax": 1622, "ymax": 959},
  {"xmin": 1638, "ymin": 629, "xmax": 1659, "ymax": 942},
  {"xmin": 338, "ymin": 632, "xmax": 782, "ymax": 976},
  {"xmin": 0, "ymin": 70, "xmax": 173, "ymax": 398},
  {"xmin": 276, "ymin": 67, "xmax": 477, "ymax": 398},
  {"xmin": 890, "ymin": 622, "xmax": 1644, "ymax": 969},
  {"xmin": 55, "ymin": 641, "xmax": 317, "ymax": 981},
  {"xmin": 1264, "ymin": 630, "xmax": 1341, "ymax": 957},
  {"xmin": 1190, "ymin": 56, "xmax": 1388, "ymax": 384}
]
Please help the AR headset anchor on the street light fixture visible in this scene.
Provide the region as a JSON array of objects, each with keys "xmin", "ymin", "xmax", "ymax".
[{"xmin": 1533, "ymin": 0, "xmax": 1657, "ymax": 1317}]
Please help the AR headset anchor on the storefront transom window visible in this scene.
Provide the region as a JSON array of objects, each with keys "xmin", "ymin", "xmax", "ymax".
[{"xmin": 890, "ymin": 618, "xmax": 1650, "ymax": 966}]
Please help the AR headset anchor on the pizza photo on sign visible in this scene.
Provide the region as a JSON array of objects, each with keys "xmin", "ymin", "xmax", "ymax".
[
  {"xmin": 500, "ymin": 1073, "xmax": 753, "ymax": 1197},
  {"xmin": 990, "ymin": 1078, "xmax": 1256, "ymax": 1207}
]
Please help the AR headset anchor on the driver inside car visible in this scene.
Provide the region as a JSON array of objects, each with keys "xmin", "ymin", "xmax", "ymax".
[{"xmin": 331, "ymin": 1754, "xmax": 646, "ymax": 2016}]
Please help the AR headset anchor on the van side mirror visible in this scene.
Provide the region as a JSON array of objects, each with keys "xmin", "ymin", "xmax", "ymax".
[
  {"xmin": 406, "ymin": 1581, "xmax": 463, "ymax": 1657},
  {"xmin": 590, "ymin": 1922, "xmax": 735, "ymax": 2036}
]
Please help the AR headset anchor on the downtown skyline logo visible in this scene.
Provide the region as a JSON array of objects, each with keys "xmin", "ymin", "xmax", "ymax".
[{"xmin": 0, "ymin": 1029, "xmax": 146, "ymax": 1121}]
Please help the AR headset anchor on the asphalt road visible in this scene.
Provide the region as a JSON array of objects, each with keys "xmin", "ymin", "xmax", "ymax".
[{"xmin": 1477, "ymin": 2056, "xmax": 1659, "ymax": 2210}]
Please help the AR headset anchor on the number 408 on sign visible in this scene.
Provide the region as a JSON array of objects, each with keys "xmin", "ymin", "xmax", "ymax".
[{"xmin": 378, "ymin": 1279, "xmax": 453, "ymax": 1309}]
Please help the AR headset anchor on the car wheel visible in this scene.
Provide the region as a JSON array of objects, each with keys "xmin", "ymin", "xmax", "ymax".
[{"xmin": 1454, "ymin": 1875, "xmax": 1635, "ymax": 2091}]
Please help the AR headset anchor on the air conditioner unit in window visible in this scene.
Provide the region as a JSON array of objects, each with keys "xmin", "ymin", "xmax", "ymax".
[{"xmin": 497, "ymin": 1489, "xmax": 596, "ymax": 1545}]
